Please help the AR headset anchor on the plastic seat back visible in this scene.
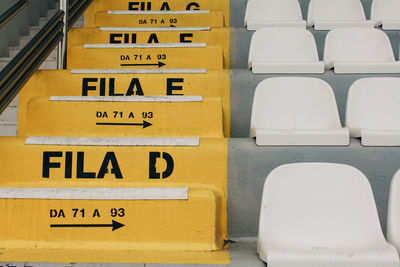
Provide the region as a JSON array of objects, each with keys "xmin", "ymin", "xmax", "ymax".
[
  {"xmin": 259, "ymin": 163, "xmax": 386, "ymax": 256},
  {"xmin": 371, "ymin": 0, "xmax": 400, "ymax": 29},
  {"xmin": 308, "ymin": 0, "xmax": 372, "ymax": 30},
  {"xmin": 245, "ymin": 0, "xmax": 305, "ymax": 30},
  {"xmin": 324, "ymin": 28, "xmax": 399, "ymax": 73},
  {"xmin": 250, "ymin": 77, "xmax": 342, "ymax": 136},
  {"xmin": 248, "ymin": 28, "xmax": 324, "ymax": 73},
  {"xmin": 388, "ymin": 169, "xmax": 400, "ymax": 253},
  {"xmin": 346, "ymin": 78, "xmax": 400, "ymax": 145}
]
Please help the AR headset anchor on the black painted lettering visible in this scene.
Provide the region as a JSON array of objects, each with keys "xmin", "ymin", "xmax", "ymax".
[
  {"xmin": 58, "ymin": 209, "xmax": 66, "ymax": 217},
  {"xmin": 110, "ymin": 33, "xmax": 122, "ymax": 44},
  {"xmin": 180, "ymin": 33, "xmax": 193, "ymax": 43},
  {"xmin": 121, "ymin": 55, "xmax": 130, "ymax": 60},
  {"xmin": 96, "ymin": 111, "xmax": 108, "ymax": 118},
  {"xmin": 129, "ymin": 2, "xmax": 140, "ymax": 10},
  {"xmin": 124, "ymin": 33, "xmax": 129, "ymax": 44},
  {"xmin": 76, "ymin": 152, "xmax": 96, "ymax": 179},
  {"xmin": 131, "ymin": 33, "xmax": 137, "ymax": 43},
  {"xmin": 166, "ymin": 78, "xmax": 184, "ymax": 95},
  {"xmin": 109, "ymin": 78, "xmax": 123, "ymax": 96},
  {"xmin": 43, "ymin": 151, "xmax": 62, "ymax": 178},
  {"xmin": 93, "ymin": 209, "xmax": 101, "ymax": 217},
  {"xmin": 65, "ymin": 151, "xmax": 72, "ymax": 178},
  {"xmin": 147, "ymin": 33, "xmax": 159, "ymax": 43},
  {"xmin": 100, "ymin": 78, "xmax": 106, "ymax": 96},
  {"xmin": 186, "ymin": 2, "xmax": 200, "ymax": 10},
  {"xmin": 50, "ymin": 209, "xmax": 66, "ymax": 218},
  {"xmin": 160, "ymin": 2, "xmax": 170, "ymax": 10},
  {"xmin": 162, "ymin": 152, "xmax": 174, "ymax": 179},
  {"xmin": 97, "ymin": 152, "xmax": 123, "ymax": 179},
  {"xmin": 126, "ymin": 78, "xmax": 144, "ymax": 95},
  {"xmin": 149, "ymin": 152, "xmax": 161, "ymax": 179},
  {"xmin": 82, "ymin": 78, "xmax": 98, "ymax": 96},
  {"xmin": 149, "ymin": 152, "xmax": 174, "ymax": 179},
  {"xmin": 50, "ymin": 209, "xmax": 57, "ymax": 217}
]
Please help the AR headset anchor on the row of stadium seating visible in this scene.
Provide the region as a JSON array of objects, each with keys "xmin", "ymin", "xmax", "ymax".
[
  {"xmin": 251, "ymin": 77, "xmax": 400, "ymax": 146},
  {"xmin": 249, "ymin": 28, "xmax": 400, "ymax": 73},
  {"xmin": 17, "ymin": 75, "xmax": 400, "ymax": 147},
  {"xmin": 245, "ymin": 0, "xmax": 400, "ymax": 30},
  {"xmin": 232, "ymin": 1, "xmax": 400, "ymax": 266}
]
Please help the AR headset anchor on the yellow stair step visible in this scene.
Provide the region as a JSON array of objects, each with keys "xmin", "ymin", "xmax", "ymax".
[
  {"xmin": 85, "ymin": 0, "xmax": 230, "ymax": 26},
  {"xmin": 18, "ymin": 69, "xmax": 231, "ymax": 137},
  {"xmin": 18, "ymin": 96, "xmax": 224, "ymax": 138},
  {"xmin": 68, "ymin": 27, "xmax": 230, "ymax": 68},
  {"xmin": 67, "ymin": 44, "xmax": 224, "ymax": 69},
  {"xmin": 90, "ymin": 10, "xmax": 225, "ymax": 28}
]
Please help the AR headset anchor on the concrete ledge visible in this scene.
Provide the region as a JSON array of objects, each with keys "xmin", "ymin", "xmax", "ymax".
[{"xmin": 0, "ymin": 242, "xmax": 265, "ymax": 267}]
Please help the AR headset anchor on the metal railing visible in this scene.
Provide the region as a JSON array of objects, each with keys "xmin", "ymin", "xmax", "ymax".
[
  {"xmin": 69, "ymin": 0, "xmax": 92, "ymax": 27},
  {"xmin": 0, "ymin": 0, "xmax": 31, "ymax": 29},
  {"xmin": 58, "ymin": 0, "xmax": 93, "ymax": 68},
  {"xmin": 0, "ymin": 0, "xmax": 93, "ymax": 114}
]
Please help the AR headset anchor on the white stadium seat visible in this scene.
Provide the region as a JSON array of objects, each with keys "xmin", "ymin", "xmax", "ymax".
[
  {"xmin": 244, "ymin": 0, "xmax": 306, "ymax": 30},
  {"xmin": 346, "ymin": 77, "xmax": 400, "ymax": 146},
  {"xmin": 258, "ymin": 162, "xmax": 400, "ymax": 267},
  {"xmin": 307, "ymin": 0, "xmax": 373, "ymax": 30},
  {"xmin": 250, "ymin": 77, "xmax": 349, "ymax": 146},
  {"xmin": 324, "ymin": 28, "xmax": 400, "ymax": 73},
  {"xmin": 371, "ymin": 0, "xmax": 400, "ymax": 30},
  {"xmin": 248, "ymin": 28, "xmax": 324, "ymax": 73},
  {"xmin": 387, "ymin": 169, "xmax": 400, "ymax": 254}
]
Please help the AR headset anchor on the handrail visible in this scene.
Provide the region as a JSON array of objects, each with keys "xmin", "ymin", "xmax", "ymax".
[
  {"xmin": 0, "ymin": 0, "xmax": 93, "ymax": 115},
  {"xmin": 0, "ymin": 11, "xmax": 64, "ymax": 88},
  {"xmin": 0, "ymin": 10, "xmax": 65, "ymax": 114},
  {"xmin": 0, "ymin": 0, "xmax": 31, "ymax": 29},
  {"xmin": 69, "ymin": 0, "xmax": 80, "ymax": 12},
  {"xmin": 57, "ymin": 0, "xmax": 93, "ymax": 68},
  {"xmin": 57, "ymin": 0, "xmax": 68, "ymax": 69},
  {"xmin": 68, "ymin": 0, "xmax": 93, "ymax": 27}
]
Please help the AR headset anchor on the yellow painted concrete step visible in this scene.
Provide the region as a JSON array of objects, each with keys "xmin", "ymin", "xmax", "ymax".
[
  {"xmin": 18, "ymin": 96, "xmax": 224, "ymax": 138},
  {"xmin": 67, "ymin": 44, "xmax": 224, "ymax": 69},
  {"xmin": 68, "ymin": 27, "xmax": 230, "ymax": 68},
  {"xmin": 90, "ymin": 10, "xmax": 225, "ymax": 28},
  {"xmin": 19, "ymin": 70, "xmax": 231, "ymax": 136},
  {"xmin": 0, "ymin": 136, "xmax": 228, "ymax": 264},
  {"xmin": 85, "ymin": 0, "xmax": 230, "ymax": 26},
  {"xmin": 0, "ymin": 137, "xmax": 227, "ymax": 188},
  {"xmin": 0, "ymin": 188, "xmax": 228, "ymax": 263}
]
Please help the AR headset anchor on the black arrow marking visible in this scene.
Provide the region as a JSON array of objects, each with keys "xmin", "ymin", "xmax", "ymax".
[
  {"xmin": 96, "ymin": 120, "xmax": 152, "ymax": 129},
  {"xmin": 121, "ymin": 61, "xmax": 166, "ymax": 68},
  {"xmin": 50, "ymin": 220, "xmax": 125, "ymax": 231}
]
